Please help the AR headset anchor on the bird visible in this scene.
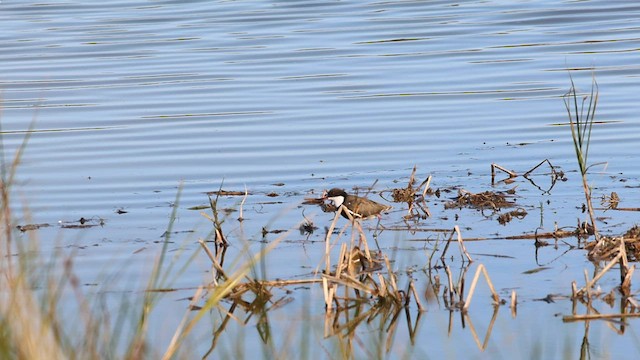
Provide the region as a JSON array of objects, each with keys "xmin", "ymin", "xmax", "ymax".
[{"xmin": 323, "ymin": 188, "xmax": 391, "ymax": 220}]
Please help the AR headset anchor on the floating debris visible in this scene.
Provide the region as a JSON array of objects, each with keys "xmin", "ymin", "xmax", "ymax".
[
  {"xmin": 388, "ymin": 166, "xmax": 431, "ymax": 219},
  {"xmin": 601, "ymin": 191, "xmax": 620, "ymax": 210},
  {"xmin": 586, "ymin": 225, "xmax": 640, "ymax": 262},
  {"xmin": 207, "ymin": 189, "xmax": 249, "ymax": 196},
  {"xmin": 392, "ymin": 187, "xmax": 414, "ymax": 203},
  {"xmin": 445, "ymin": 189, "xmax": 515, "ymax": 211},
  {"xmin": 16, "ymin": 223, "xmax": 50, "ymax": 232},
  {"xmin": 188, "ymin": 205, "xmax": 210, "ymax": 211},
  {"xmin": 497, "ymin": 208, "xmax": 528, "ymax": 225},
  {"xmin": 261, "ymin": 227, "xmax": 287, "ymax": 236},
  {"xmin": 491, "ymin": 159, "xmax": 566, "ymax": 193},
  {"xmin": 299, "ymin": 220, "xmax": 317, "ymax": 235},
  {"xmin": 59, "ymin": 217, "xmax": 105, "ymax": 229}
]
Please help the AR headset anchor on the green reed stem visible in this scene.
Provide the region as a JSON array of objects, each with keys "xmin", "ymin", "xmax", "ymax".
[{"xmin": 563, "ymin": 72, "xmax": 599, "ymax": 237}]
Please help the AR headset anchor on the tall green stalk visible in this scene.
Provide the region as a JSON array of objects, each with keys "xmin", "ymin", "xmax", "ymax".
[{"xmin": 563, "ymin": 73, "xmax": 599, "ymax": 238}]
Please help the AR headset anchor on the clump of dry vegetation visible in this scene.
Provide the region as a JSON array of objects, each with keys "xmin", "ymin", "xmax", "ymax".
[
  {"xmin": 388, "ymin": 166, "xmax": 432, "ymax": 219},
  {"xmin": 444, "ymin": 189, "xmax": 515, "ymax": 211},
  {"xmin": 585, "ymin": 226, "xmax": 640, "ymax": 262}
]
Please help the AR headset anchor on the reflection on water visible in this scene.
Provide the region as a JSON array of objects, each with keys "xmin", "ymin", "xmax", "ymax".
[{"xmin": 2, "ymin": 0, "xmax": 640, "ymax": 358}]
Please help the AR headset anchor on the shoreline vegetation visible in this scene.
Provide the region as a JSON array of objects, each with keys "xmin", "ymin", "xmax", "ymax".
[{"xmin": 2, "ymin": 76, "xmax": 640, "ymax": 358}]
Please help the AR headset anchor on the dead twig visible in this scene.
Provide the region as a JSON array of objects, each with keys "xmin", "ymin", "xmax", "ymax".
[
  {"xmin": 455, "ymin": 225, "xmax": 473, "ymax": 263},
  {"xmin": 563, "ymin": 312, "xmax": 640, "ymax": 322},
  {"xmin": 463, "ymin": 264, "xmax": 501, "ymax": 311},
  {"xmin": 491, "ymin": 163, "xmax": 517, "ymax": 181},
  {"xmin": 238, "ymin": 185, "xmax": 248, "ymax": 221}
]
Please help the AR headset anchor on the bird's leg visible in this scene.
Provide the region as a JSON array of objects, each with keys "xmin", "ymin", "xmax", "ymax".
[{"xmin": 372, "ymin": 217, "xmax": 382, "ymax": 251}]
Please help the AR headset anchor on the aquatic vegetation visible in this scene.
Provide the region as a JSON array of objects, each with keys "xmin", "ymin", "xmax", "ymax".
[{"xmin": 563, "ymin": 73, "xmax": 599, "ymax": 237}]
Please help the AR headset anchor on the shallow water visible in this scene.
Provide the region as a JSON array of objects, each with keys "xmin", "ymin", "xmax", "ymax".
[{"xmin": 2, "ymin": 0, "xmax": 640, "ymax": 358}]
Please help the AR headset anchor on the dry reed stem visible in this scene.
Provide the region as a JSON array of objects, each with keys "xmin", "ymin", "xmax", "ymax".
[
  {"xmin": 409, "ymin": 281, "xmax": 424, "ymax": 311},
  {"xmin": 313, "ymin": 222, "xmax": 349, "ymax": 275},
  {"xmin": 248, "ymin": 278, "xmax": 322, "ymax": 287},
  {"xmin": 455, "ymin": 225, "xmax": 473, "ymax": 263},
  {"xmin": 353, "ymin": 220, "xmax": 372, "ymax": 260},
  {"xmin": 378, "ymin": 274, "xmax": 388, "ymax": 298},
  {"xmin": 198, "ymin": 239, "xmax": 228, "ymax": 283},
  {"xmin": 571, "ymin": 287, "xmax": 579, "ymax": 315},
  {"xmin": 376, "ymin": 229, "xmax": 576, "ymax": 240},
  {"xmin": 463, "ymin": 264, "xmax": 501, "ymax": 311},
  {"xmin": 420, "ymin": 175, "xmax": 432, "ymax": 198},
  {"xmin": 417, "ymin": 201, "xmax": 431, "ymax": 218},
  {"xmin": 200, "ymin": 210, "xmax": 226, "ymax": 245},
  {"xmin": 322, "ymin": 277, "xmax": 333, "ymax": 312},
  {"xmin": 238, "ymin": 185, "xmax": 248, "ymax": 221},
  {"xmin": 323, "ymin": 210, "xmax": 343, "ymax": 273},
  {"xmin": 563, "ymin": 312, "xmax": 640, "ymax": 322},
  {"xmin": 621, "ymin": 265, "xmax": 635, "ymax": 297},
  {"xmin": 607, "ymin": 207, "xmax": 640, "ymax": 212},
  {"xmin": 577, "ymin": 243, "xmax": 624, "ymax": 297},
  {"xmin": 492, "ymin": 159, "xmax": 563, "ymax": 192},
  {"xmin": 201, "ymin": 277, "xmax": 322, "ymax": 296},
  {"xmin": 336, "ymin": 243, "xmax": 347, "ymax": 278},
  {"xmin": 510, "ymin": 290, "xmax": 517, "ymax": 318},
  {"xmin": 405, "ymin": 203, "xmax": 414, "ymax": 218},
  {"xmin": 408, "ymin": 166, "xmax": 417, "ymax": 188},
  {"xmin": 383, "ymin": 255, "xmax": 399, "ymax": 300},
  {"xmin": 583, "ymin": 269, "xmax": 593, "ymax": 300},
  {"xmin": 332, "ymin": 272, "xmax": 371, "ymax": 293},
  {"xmin": 491, "ymin": 163, "xmax": 517, "ymax": 179},
  {"xmin": 444, "ymin": 266, "xmax": 456, "ymax": 303},
  {"xmin": 205, "ymin": 185, "xmax": 229, "ymax": 245},
  {"xmin": 323, "ymin": 274, "xmax": 374, "ymax": 295},
  {"xmin": 440, "ymin": 229, "xmax": 457, "ymax": 260},
  {"xmin": 523, "ymin": 159, "xmax": 553, "ymax": 177},
  {"xmin": 618, "ymin": 238, "xmax": 629, "ymax": 284}
]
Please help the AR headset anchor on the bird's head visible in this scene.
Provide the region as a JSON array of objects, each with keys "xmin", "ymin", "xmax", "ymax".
[{"xmin": 323, "ymin": 188, "xmax": 347, "ymax": 208}]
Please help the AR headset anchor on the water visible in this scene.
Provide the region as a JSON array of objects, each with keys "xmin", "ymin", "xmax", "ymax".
[{"xmin": 2, "ymin": 0, "xmax": 640, "ymax": 358}]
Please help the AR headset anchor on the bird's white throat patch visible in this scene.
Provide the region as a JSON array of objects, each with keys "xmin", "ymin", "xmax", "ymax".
[{"xmin": 328, "ymin": 195, "xmax": 344, "ymax": 208}]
